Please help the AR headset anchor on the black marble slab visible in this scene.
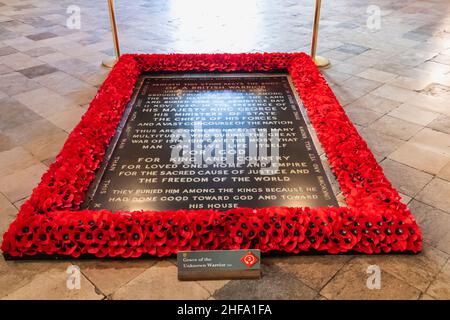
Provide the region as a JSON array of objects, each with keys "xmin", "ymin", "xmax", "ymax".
[{"xmin": 84, "ymin": 74, "xmax": 338, "ymax": 211}]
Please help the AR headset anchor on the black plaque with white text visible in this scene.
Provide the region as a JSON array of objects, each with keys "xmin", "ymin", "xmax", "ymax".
[{"xmin": 84, "ymin": 74, "xmax": 338, "ymax": 211}]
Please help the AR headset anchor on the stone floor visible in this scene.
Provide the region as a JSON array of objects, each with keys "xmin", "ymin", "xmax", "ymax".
[{"xmin": 1, "ymin": 0, "xmax": 450, "ymax": 300}]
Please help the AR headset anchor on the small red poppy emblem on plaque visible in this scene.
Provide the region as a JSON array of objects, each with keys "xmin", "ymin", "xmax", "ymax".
[{"xmin": 241, "ymin": 251, "xmax": 258, "ymax": 268}]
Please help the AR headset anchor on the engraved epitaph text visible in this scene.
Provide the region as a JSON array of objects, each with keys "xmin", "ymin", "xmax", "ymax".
[{"xmin": 85, "ymin": 75, "xmax": 338, "ymax": 211}]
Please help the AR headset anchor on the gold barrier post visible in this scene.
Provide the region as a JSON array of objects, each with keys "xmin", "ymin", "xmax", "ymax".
[
  {"xmin": 102, "ymin": 1, "xmax": 326, "ymax": 68},
  {"xmin": 310, "ymin": 0, "xmax": 330, "ymax": 68},
  {"xmin": 102, "ymin": 0, "xmax": 121, "ymax": 68}
]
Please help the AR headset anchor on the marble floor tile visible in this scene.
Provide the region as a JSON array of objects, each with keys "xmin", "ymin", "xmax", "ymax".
[
  {"xmin": 197, "ymin": 279, "xmax": 231, "ymax": 296},
  {"xmin": 437, "ymin": 162, "xmax": 450, "ymax": 182},
  {"xmin": 380, "ymin": 158, "xmax": 433, "ymax": 197},
  {"xmin": 33, "ymin": 70, "xmax": 94, "ymax": 95},
  {"xmin": 22, "ymin": 46, "xmax": 56, "ymax": 57},
  {"xmin": 12, "ymin": 87, "xmax": 79, "ymax": 118},
  {"xmin": 0, "ymin": 64, "xmax": 13, "ymax": 75},
  {"xmin": 371, "ymin": 84, "xmax": 419, "ymax": 103},
  {"xmin": 0, "ymin": 52, "xmax": 43, "ymax": 70},
  {"xmin": 63, "ymin": 86, "xmax": 98, "ymax": 105},
  {"xmin": 0, "ymin": 133, "xmax": 14, "ymax": 153},
  {"xmin": 330, "ymin": 85, "xmax": 367, "ymax": 106},
  {"xmin": 344, "ymin": 104, "xmax": 384, "ymax": 127},
  {"xmin": 417, "ymin": 61, "xmax": 450, "ymax": 75},
  {"xmin": 330, "ymin": 61, "xmax": 369, "ymax": 77},
  {"xmin": 344, "ymin": 55, "xmax": 379, "ymax": 68},
  {"xmin": 388, "ymin": 75, "xmax": 434, "ymax": 91},
  {"xmin": 405, "ymin": 94, "xmax": 450, "ymax": 116},
  {"xmin": 420, "ymin": 293, "xmax": 437, "ymax": 300},
  {"xmin": 388, "ymin": 103, "xmax": 440, "ymax": 126},
  {"xmin": 320, "ymin": 258, "xmax": 422, "ymax": 300},
  {"xmin": 18, "ymin": 63, "xmax": 58, "ymax": 78},
  {"xmin": 3, "ymin": 118, "xmax": 68, "ymax": 161},
  {"xmin": 76, "ymin": 260, "xmax": 157, "ymax": 297},
  {"xmin": 36, "ymin": 51, "xmax": 69, "ymax": 63},
  {"xmin": 0, "ymin": 146, "xmax": 40, "ymax": 176},
  {"xmin": 213, "ymin": 264, "xmax": 317, "ymax": 300},
  {"xmin": 321, "ymin": 68, "xmax": 353, "ymax": 86},
  {"xmin": 26, "ymin": 31, "xmax": 58, "ymax": 41},
  {"xmin": 428, "ymin": 115, "xmax": 450, "ymax": 135},
  {"xmin": 388, "ymin": 141, "xmax": 450, "ymax": 175},
  {"xmin": 416, "ymin": 178, "xmax": 450, "ymax": 214},
  {"xmin": 389, "ymin": 128, "xmax": 450, "ymax": 174},
  {"xmin": 0, "ymin": 46, "xmax": 17, "ymax": 56},
  {"xmin": 418, "ymin": 83, "xmax": 450, "ymax": 101},
  {"xmin": 335, "ymin": 43, "xmax": 369, "ymax": 55},
  {"xmin": 368, "ymin": 115, "xmax": 422, "ymax": 141},
  {"xmin": 426, "ymin": 260, "xmax": 450, "ymax": 299},
  {"xmin": 321, "ymin": 49, "xmax": 355, "ymax": 62},
  {"xmin": 357, "ymin": 68, "xmax": 398, "ymax": 83},
  {"xmin": 0, "ymin": 260, "xmax": 48, "ymax": 299},
  {"xmin": 360, "ymin": 127, "xmax": 405, "ymax": 160},
  {"xmin": 0, "ymin": 162, "xmax": 47, "ymax": 202},
  {"xmin": 0, "ymin": 72, "xmax": 41, "ymax": 95},
  {"xmin": 111, "ymin": 261, "xmax": 211, "ymax": 300},
  {"xmin": 3, "ymin": 35, "xmax": 39, "ymax": 51},
  {"xmin": 346, "ymin": 94, "xmax": 401, "ymax": 115},
  {"xmin": 409, "ymin": 128, "xmax": 450, "ymax": 156},
  {"xmin": 46, "ymin": 105, "xmax": 87, "ymax": 132},
  {"xmin": 0, "ymin": 96, "xmax": 42, "ymax": 130},
  {"xmin": 432, "ymin": 54, "xmax": 450, "ymax": 66},
  {"xmin": 2, "ymin": 265, "xmax": 104, "ymax": 300},
  {"xmin": 399, "ymin": 193, "xmax": 412, "ymax": 205},
  {"xmin": 264, "ymin": 255, "xmax": 351, "ymax": 291},
  {"xmin": 0, "ymin": 192, "xmax": 18, "ymax": 235},
  {"xmin": 409, "ymin": 200, "xmax": 450, "ymax": 255},
  {"xmin": 341, "ymin": 76, "xmax": 383, "ymax": 94},
  {"xmin": 353, "ymin": 245, "xmax": 448, "ymax": 292}
]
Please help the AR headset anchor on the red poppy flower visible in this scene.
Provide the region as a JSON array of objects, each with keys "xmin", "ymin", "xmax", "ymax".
[
  {"xmin": 128, "ymin": 226, "xmax": 143, "ymax": 246},
  {"xmin": 1, "ymin": 53, "xmax": 423, "ymax": 258}
]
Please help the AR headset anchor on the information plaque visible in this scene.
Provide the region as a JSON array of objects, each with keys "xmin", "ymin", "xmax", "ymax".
[
  {"xmin": 84, "ymin": 74, "xmax": 338, "ymax": 211},
  {"xmin": 177, "ymin": 249, "xmax": 261, "ymax": 281}
]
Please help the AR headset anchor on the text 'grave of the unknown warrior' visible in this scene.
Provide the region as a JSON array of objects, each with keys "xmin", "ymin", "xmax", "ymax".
[{"xmin": 84, "ymin": 74, "xmax": 339, "ymax": 211}]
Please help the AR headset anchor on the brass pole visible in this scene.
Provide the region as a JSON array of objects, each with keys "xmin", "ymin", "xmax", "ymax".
[
  {"xmin": 102, "ymin": 0, "xmax": 121, "ymax": 68},
  {"xmin": 310, "ymin": 0, "xmax": 330, "ymax": 68}
]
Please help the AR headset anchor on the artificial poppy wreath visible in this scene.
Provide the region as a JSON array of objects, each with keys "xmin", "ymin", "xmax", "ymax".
[{"xmin": 1, "ymin": 53, "xmax": 422, "ymax": 259}]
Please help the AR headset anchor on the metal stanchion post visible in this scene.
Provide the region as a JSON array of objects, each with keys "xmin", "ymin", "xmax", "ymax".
[
  {"xmin": 102, "ymin": 0, "xmax": 121, "ymax": 68},
  {"xmin": 310, "ymin": 0, "xmax": 330, "ymax": 68},
  {"xmin": 101, "ymin": 1, "xmax": 328, "ymax": 68}
]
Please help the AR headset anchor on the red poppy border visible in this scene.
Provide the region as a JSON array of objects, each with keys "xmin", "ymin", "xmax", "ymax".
[{"xmin": 1, "ymin": 53, "xmax": 422, "ymax": 258}]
